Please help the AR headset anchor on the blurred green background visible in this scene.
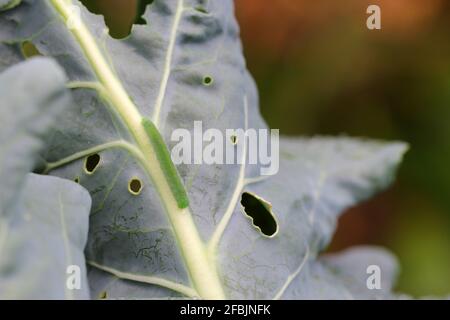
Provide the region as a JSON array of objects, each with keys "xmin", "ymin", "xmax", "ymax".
[{"xmin": 80, "ymin": 0, "xmax": 450, "ymax": 297}]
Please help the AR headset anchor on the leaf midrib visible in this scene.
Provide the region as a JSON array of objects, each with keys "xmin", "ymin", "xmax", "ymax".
[{"xmin": 48, "ymin": 0, "xmax": 225, "ymax": 299}]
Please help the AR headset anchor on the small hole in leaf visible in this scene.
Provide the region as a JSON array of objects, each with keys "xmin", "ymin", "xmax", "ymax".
[
  {"xmin": 203, "ymin": 76, "xmax": 213, "ymax": 86},
  {"xmin": 128, "ymin": 178, "xmax": 143, "ymax": 195},
  {"xmin": 21, "ymin": 41, "xmax": 41, "ymax": 58},
  {"xmin": 195, "ymin": 6, "xmax": 208, "ymax": 14},
  {"xmin": 230, "ymin": 135, "xmax": 238, "ymax": 145},
  {"xmin": 240, "ymin": 192, "xmax": 278, "ymax": 237},
  {"xmin": 98, "ymin": 291, "xmax": 107, "ymax": 299},
  {"xmin": 84, "ymin": 154, "xmax": 101, "ymax": 174},
  {"xmin": 79, "ymin": 0, "xmax": 154, "ymax": 39},
  {"xmin": 135, "ymin": 0, "xmax": 154, "ymax": 25}
]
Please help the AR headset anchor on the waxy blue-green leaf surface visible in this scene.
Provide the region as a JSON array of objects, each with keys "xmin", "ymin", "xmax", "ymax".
[
  {"xmin": 1, "ymin": 1, "xmax": 407, "ymax": 299},
  {"xmin": 0, "ymin": 58, "xmax": 91, "ymax": 299}
]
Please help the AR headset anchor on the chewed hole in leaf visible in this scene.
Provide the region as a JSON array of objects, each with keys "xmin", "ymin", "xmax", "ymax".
[
  {"xmin": 240, "ymin": 192, "xmax": 278, "ymax": 237},
  {"xmin": 79, "ymin": 0, "xmax": 154, "ymax": 39},
  {"xmin": 21, "ymin": 41, "xmax": 42, "ymax": 58},
  {"xmin": 135, "ymin": 0, "xmax": 154, "ymax": 24},
  {"xmin": 203, "ymin": 76, "xmax": 213, "ymax": 86},
  {"xmin": 84, "ymin": 154, "xmax": 101, "ymax": 174},
  {"xmin": 195, "ymin": 6, "xmax": 208, "ymax": 14},
  {"xmin": 128, "ymin": 178, "xmax": 143, "ymax": 195}
]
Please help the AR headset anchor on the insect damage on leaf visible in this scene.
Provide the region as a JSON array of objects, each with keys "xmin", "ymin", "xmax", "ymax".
[
  {"xmin": 20, "ymin": 41, "xmax": 42, "ymax": 58},
  {"xmin": 84, "ymin": 153, "xmax": 101, "ymax": 174},
  {"xmin": 230, "ymin": 134, "xmax": 238, "ymax": 145},
  {"xmin": 0, "ymin": 0, "xmax": 411, "ymax": 300},
  {"xmin": 135, "ymin": 0, "xmax": 154, "ymax": 25},
  {"xmin": 79, "ymin": 0, "xmax": 154, "ymax": 39},
  {"xmin": 141, "ymin": 117, "xmax": 189, "ymax": 209},
  {"xmin": 240, "ymin": 192, "xmax": 279, "ymax": 237},
  {"xmin": 128, "ymin": 177, "xmax": 143, "ymax": 195},
  {"xmin": 194, "ymin": 6, "xmax": 208, "ymax": 14},
  {"xmin": 203, "ymin": 76, "xmax": 213, "ymax": 86}
]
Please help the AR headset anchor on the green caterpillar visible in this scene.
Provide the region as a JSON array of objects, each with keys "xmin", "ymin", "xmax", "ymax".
[{"xmin": 141, "ymin": 118, "xmax": 189, "ymax": 209}]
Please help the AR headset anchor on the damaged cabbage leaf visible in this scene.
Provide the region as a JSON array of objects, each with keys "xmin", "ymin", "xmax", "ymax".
[
  {"xmin": 0, "ymin": 1, "xmax": 407, "ymax": 299},
  {"xmin": 218, "ymin": 137, "xmax": 407, "ymax": 299},
  {"xmin": 0, "ymin": 58, "xmax": 91, "ymax": 299}
]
